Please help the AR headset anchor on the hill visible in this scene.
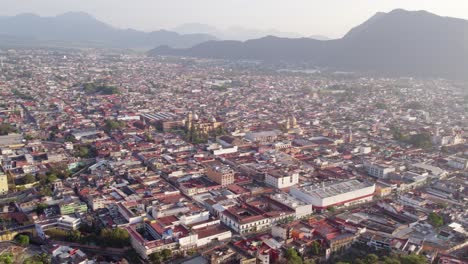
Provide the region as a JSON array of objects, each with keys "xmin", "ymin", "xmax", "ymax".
[
  {"xmin": 0, "ymin": 12, "xmax": 216, "ymax": 49},
  {"xmin": 150, "ymin": 9, "xmax": 468, "ymax": 79}
]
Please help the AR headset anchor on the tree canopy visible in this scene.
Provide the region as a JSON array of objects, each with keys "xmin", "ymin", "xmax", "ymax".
[{"xmin": 285, "ymin": 248, "xmax": 303, "ymax": 264}]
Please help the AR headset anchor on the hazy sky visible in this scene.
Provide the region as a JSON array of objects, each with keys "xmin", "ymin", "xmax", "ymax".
[{"xmin": 1, "ymin": 0, "xmax": 468, "ymax": 38}]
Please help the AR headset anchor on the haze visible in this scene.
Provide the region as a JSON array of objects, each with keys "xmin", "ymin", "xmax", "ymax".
[{"xmin": 1, "ymin": 0, "xmax": 468, "ymax": 38}]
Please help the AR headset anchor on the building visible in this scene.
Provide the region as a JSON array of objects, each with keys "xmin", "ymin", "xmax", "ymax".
[
  {"xmin": 186, "ymin": 112, "xmax": 223, "ymax": 135},
  {"xmin": 264, "ymin": 170, "xmax": 299, "ymax": 189},
  {"xmin": 140, "ymin": 112, "xmax": 184, "ymax": 132},
  {"xmin": 0, "ymin": 170, "xmax": 8, "ymax": 195},
  {"xmin": 269, "ymin": 193, "xmax": 312, "ymax": 219},
  {"xmin": 0, "ymin": 134, "xmax": 23, "ymax": 148},
  {"xmin": 118, "ymin": 201, "xmax": 146, "ymax": 224},
  {"xmin": 365, "ymin": 162, "xmax": 395, "ymax": 179},
  {"xmin": 51, "ymin": 245, "xmax": 88, "ymax": 264},
  {"xmin": 206, "ymin": 162, "xmax": 235, "ymax": 186},
  {"xmin": 59, "ymin": 202, "xmax": 88, "ymax": 215},
  {"xmin": 57, "ymin": 215, "xmax": 81, "ymax": 230},
  {"xmin": 245, "ymin": 130, "xmax": 281, "ymax": 143},
  {"xmin": 447, "ymin": 157, "xmax": 468, "ymax": 170},
  {"xmin": 220, "ymin": 205, "xmax": 270, "ymax": 234},
  {"xmin": 290, "ymin": 180, "xmax": 375, "ymax": 211}
]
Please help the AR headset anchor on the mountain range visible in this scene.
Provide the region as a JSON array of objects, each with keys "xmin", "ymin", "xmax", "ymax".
[
  {"xmin": 172, "ymin": 23, "xmax": 317, "ymax": 41},
  {"xmin": 0, "ymin": 12, "xmax": 216, "ymax": 49},
  {"xmin": 150, "ymin": 9, "xmax": 468, "ymax": 80}
]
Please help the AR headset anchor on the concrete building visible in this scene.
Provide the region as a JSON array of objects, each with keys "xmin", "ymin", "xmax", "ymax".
[
  {"xmin": 447, "ymin": 157, "xmax": 468, "ymax": 170},
  {"xmin": 269, "ymin": 193, "xmax": 312, "ymax": 219},
  {"xmin": 265, "ymin": 170, "xmax": 299, "ymax": 189},
  {"xmin": 57, "ymin": 215, "xmax": 81, "ymax": 230},
  {"xmin": 290, "ymin": 180, "xmax": 375, "ymax": 211},
  {"xmin": 0, "ymin": 170, "xmax": 8, "ymax": 195},
  {"xmin": 365, "ymin": 162, "xmax": 395, "ymax": 179},
  {"xmin": 220, "ymin": 205, "xmax": 270, "ymax": 234},
  {"xmin": 206, "ymin": 163, "xmax": 235, "ymax": 186}
]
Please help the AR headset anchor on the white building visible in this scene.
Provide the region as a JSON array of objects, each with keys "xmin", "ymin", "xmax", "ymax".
[
  {"xmin": 365, "ymin": 162, "xmax": 395, "ymax": 179},
  {"xmin": 269, "ymin": 193, "xmax": 312, "ymax": 219},
  {"xmin": 265, "ymin": 170, "xmax": 299, "ymax": 189},
  {"xmin": 57, "ymin": 215, "xmax": 81, "ymax": 230},
  {"xmin": 220, "ymin": 205, "xmax": 270, "ymax": 234},
  {"xmin": 290, "ymin": 180, "xmax": 375, "ymax": 211}
]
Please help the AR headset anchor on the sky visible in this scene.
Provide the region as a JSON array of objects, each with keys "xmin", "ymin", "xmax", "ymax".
[{"xmin": 1, "ymin": 0, "xmax": 468, "ymax": 38}]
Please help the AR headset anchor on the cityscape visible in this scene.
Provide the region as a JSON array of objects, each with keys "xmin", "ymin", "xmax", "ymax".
[{"xmin": 0, "ymin": 1, "xmax": 467, "ymax": 264}]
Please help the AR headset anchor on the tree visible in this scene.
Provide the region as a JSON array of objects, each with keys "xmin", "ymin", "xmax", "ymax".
[
  {"xmin": 327, "ymin": 206, "xmax": 336, "ymax": 213},
  {"xmin": 124, "ymin": 249, "xmax": 141, "ymax": 264},
  {"xmin": 407, "ymin": 133, "xmax": 432, "ymax": 149},
  {"xmin": 35, "ymin": 203, "xmax": 48, "ymax": 214},
  {"xmin": 160, "ymin": 249, "xmax": 172, "ymax": 261},
  {"xmin": 24, "ymin": 253, "xmax": 51, "ymax": 264},
  {"xmin": 285, "ymin": 248, "xmax": 303, "ymax": 264},
  {"xmin": 383, "ymin": 256, "xmax": 401, "ymax": 264},
  {"xmin": 310, "ymin": 241, "xmax": 320, "ymax": 255},
  {"xmin": 46, "ymin": 174, "xmax": 58, "ymax": 183},
  {"xmin": 0, "ymin": 253, "xmax": 13, "ymax": 264},
  {"xmin": 428, "ymin": 212, "xmax": 444, "ymax": 227},
  {"xmin": 0, "ymin": 123, "xmax": 17, "ymax": 136},
  {"xmin": 16, "ymin": 234, "xmax": 29, "ymax": 246},
  {"xmin": 149, "ymin": 252, "xmax": 162, "ymax": 264},
  {"xmin": 23, "ymin": 174, "xmax": 36, "ymax": 184},
  {"xmin": 400, "ymin": 254, "xmax": 426, "ymax": 264},
  {"xmin": 364, "ymin": 254, "xmax": 379, "ymax": 264},
  {"xmin": 100, "ymin": 228, "xmax": 130, "ymax": 247},
  {"xmin": 104, "ymin": 119, "xmax": 125, "ymax": 131}
]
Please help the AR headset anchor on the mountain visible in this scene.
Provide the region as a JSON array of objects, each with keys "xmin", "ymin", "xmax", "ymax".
[
  {"xmin": 151, "ymin": 9, "xmax": 468, "ymax": 80},
  {"xmin": 0, "ymin": 12, "xmax": 216, "ymax": 49},
  {"xmin": 309, "ymin": 35, "xmax": 332, "ymax": 41},
  {"xmin": 173, "ymin": 23, "xmax": 304, "ymax": 41}
]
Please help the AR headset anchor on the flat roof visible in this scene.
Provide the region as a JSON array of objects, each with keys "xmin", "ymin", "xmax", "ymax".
[{"xmin": 297, "ymin": 180, "xmax": 374, "ymax": 199}]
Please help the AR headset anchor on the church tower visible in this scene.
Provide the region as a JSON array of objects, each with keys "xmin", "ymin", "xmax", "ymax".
[{"xmin": 186, "ymin": 112, "xmax": 193, "ymax": 130}]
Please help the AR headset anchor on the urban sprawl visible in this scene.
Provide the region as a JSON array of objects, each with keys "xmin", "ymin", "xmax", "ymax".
[{"xmin": 0, "ymin": 49, "xmax": 467, "ymax": 264}]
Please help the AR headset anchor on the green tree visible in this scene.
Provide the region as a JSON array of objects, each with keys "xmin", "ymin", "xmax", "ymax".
[
  {"xmin": 310, "ymin": 241, "xmax": 320, "ymax": 255},
  {"xmin": 100, "ymin": 228, "xmax": 130, "ymax": 247},
  {"xmin": 383, "ymin": 256, "xmax": 401, "ymax": 264},
  {"xmin": 285, "ymin": 248, "xmax": 303, "ymax": 264},
  {"xmin": 124, "ymin": 249, "xmax": 141, "ymax": 264},
  {"xmin": 364, "ymin": 254, "xmax": 379, "ymax": 264},
  {"xmin": 47, "ymin": 174, "xmax": 58, "ymax": 183},
  {"xmin": 35, "ymin": 203, "xmax": 48, "ymax": 214},
  {"xmin": 0, "ymin": 253, "xmax": 13, "ymax": 264},
  {"xmin": 16, "ymin": 234, "xmax": 29, "ymax": 246},
  {"xmin": 149, "ymin": 252, "xmax": 162, "ymax": 264},
  {"xmin": 0, "ymin": 123, "xmax": 17, "ymax": 136},
  {"xmin": 428, "ymin": 212, "xmax": 444, "ymax": 227},
  {"xmin": 24, "ymin": 253, "xmax": 51, "ymax": 264},
  {"xmin": 23, "ymin": 174, "xmax": 36, "ymax": 184},
  {"xmin": 104, "ymin": 119, "xmax": 124, "ymax": 131},
  {"xmin": 160, "ymin": 249, "xmax": 172, "ymax": 261},
  {"xmin": 400, "ymin": 254, "xmax": 426, "ymax": 264}
]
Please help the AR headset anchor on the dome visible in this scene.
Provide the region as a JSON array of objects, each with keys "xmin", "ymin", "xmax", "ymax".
[
  {"xmin": 209, "ymin": 116, "xmax": 217, "ymax": 122},
  {"xmin": 193, "ymin": 113, "xmax": 199, "ymax": 121}
]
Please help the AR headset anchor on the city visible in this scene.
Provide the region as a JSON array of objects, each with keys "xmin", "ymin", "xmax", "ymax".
[
  {"xmin": 0, "ymin": 1, "xmax": 468, "ymax": 264},
  {"xmin": 0, "ymin": 49, "xmax": 466, "ymax": 263}
]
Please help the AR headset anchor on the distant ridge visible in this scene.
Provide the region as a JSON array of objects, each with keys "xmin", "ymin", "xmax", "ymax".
[
  {"xmin": 150, "ymin": 9, "xmax": 468, "ymax": 80},
  {"xmin": 0, "ymin": 12, "xmax": 216, "ymax": 49}
]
